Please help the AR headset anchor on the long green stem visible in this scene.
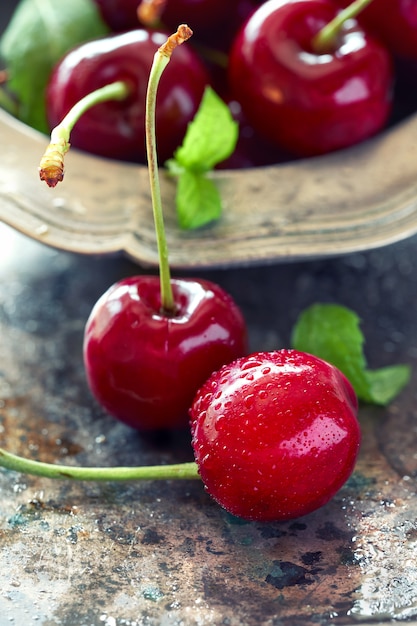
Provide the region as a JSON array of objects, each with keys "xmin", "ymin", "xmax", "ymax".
[
  {"xmin": 0, "ymin": 447, "xmax": 200, "ymax": 481},
  {"xmin": 39, "ymin": 80, "xmax": 130, "ymax": 188},
  {"xmin": 51, "ymin": 81, "xmax": 129, "ymax": 144},
  {"xmin": 145, "ymin": 25, "xmax": 193, "ymax": 314},
  {"xmin": 312, "ymin": 0, "xmax": 374, "ymax": 54}
]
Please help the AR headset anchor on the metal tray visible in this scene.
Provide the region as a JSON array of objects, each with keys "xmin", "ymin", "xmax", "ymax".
[{"xmin": 2, "ymin": 107, "xmax": 417, "ymax": 268}]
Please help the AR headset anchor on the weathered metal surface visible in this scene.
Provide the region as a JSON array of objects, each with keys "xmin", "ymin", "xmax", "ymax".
[
  {"xmin": 1, "ymin": 0, "xmax": 417, "ymax": 269},
  {"xmin": 0, "ymin": 223, "xmax": 417, "ymax": 625},
  {"xmin": 3, "ymin": 106, "xmax": 417, "ymax": 269}
]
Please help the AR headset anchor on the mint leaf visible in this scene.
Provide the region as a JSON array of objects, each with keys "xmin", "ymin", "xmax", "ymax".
[
  {"xmin": 0, "ymin": 0, "xmax": 109, "ymax": 133},
  {"xmin": 176, "ymin": 170, "xmax": 222, "ymax": 230},
  {"xmin": 291, "ymin": 303, "xmax": 411, "ymax": 406},
  {"xmin": 173, "ymin": 86, "xmax": 238, "ymax": 172},
  {"xmin": 166, "ymin": 86, "xmax": 238, "ymax": 230},
  {"xmin": 365, "ymin": 366, "xmax": 411, "ymax": 406}
]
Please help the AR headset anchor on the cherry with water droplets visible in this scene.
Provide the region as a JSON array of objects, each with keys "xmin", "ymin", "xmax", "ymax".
[{"xmin": 190, "ymin": 349, "xmax": 360, "ymax": 521}]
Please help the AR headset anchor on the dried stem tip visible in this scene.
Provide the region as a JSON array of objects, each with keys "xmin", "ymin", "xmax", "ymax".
[
  {"xmin": 137, "ymin": 0, "xmax": 166, "ymax": 26},
  {"xmin": 160, "ymin": 25, "xmax": 193, "ymax": 58},
  {"xmin": 38, "ymin": 138, "xmax": 69, "ymax": 188}
]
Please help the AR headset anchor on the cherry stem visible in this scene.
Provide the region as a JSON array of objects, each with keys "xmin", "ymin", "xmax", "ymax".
[
  {"xmin": 137, "ymin": 0, "xmax": 166, "ymax": 28},
  {"xmin": 312, "ymin": 0, "xmax": 374, "ymax": 54},
  {"xmin": 145, "ymin": 25, "xmax": 193, "ymax": 314},
  {"xmin": 0, "ymin": 85, "xmax": 18, "ymax": 117},
  {"xmin": 0, "ymin": 446, "xmax": 200, "ymax": 481},
  {"xmin": 39, "ymin": 80, "xmax": 130, "ymax": 188}
]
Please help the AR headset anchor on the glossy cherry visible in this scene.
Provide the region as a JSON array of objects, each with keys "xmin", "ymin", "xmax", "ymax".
[
  {"xmin": 46, "ymin": 29, "xmax": 209, "ymax": 163},
  {"xmin": 190, "ymin": 349, "xmax": 361, "ymax": 522},
  {"xmin": 79, "ymin": 27, "xmax": 248, "ymax": 430},
  {"xmin": 84, "ymin": 276, "xmax": 247, "ymax": 430},
  {"xmin": 95, "ymin": 0, "xmax": 244, "ymax": 32},
  {"xmin": 334, "ymin": 0, "xmax": 417, "ymax": 60},
  {"xmin": 94, "ymin": 0, "xmax": 142, "ymax": 31},
  {"xmin": 228, "ymin": 0, "xmax": 393, "ymax": 157}
]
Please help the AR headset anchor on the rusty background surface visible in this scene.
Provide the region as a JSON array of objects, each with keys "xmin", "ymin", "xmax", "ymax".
[{"xmin": 0, "ymin": 220, "xmax": 417, "ymax": 625}]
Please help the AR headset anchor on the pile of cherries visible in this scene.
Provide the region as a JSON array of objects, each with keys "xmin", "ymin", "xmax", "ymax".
[
  {"xmin": 44, "ymin": 0, "xmax": 417, "ymax": 167},
  {"xmin": 71, "ymin": 18, "xmax": 362, "ymax": 523},
  {"xmin": 3, "ymin": 3, "xmax": 373, "ymax": 522}
]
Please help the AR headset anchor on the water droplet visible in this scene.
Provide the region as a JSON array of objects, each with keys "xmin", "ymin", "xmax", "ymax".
[{"xmin": 244, "ymin": 394, "xmax": 255, "ymax": 408}]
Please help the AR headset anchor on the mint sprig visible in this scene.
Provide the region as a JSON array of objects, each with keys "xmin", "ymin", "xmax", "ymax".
[
  {"xmin": 291, "ymin": 303, "xmax": 411, "ymax": 406},
  {"xmin": 0, "ymin": 0, "xmax": 109, "ymax": 133},
  {"xmin": 166, "ymin": 86, "xmax": 238, "ymax": 230}
]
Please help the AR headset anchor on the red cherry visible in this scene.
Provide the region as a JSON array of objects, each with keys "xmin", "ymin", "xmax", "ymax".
[
  {"xmin": 94, "ymin": 0, "xmax": 247, "ymax": 33},
  {"xmin": 161, "ymin": 0, "xmax": 243, "ymax": 32},
  {"xmin": 190, "ymin": 350, "xmax": 360, "ymax": 522},
  {"xmin": 46, "ymin": 29, "xmax": 209, "ymax": 163},
  {"xmin": 83, "ymin": 276, "xmax": 248, "ymax": 430},
  {"xmin": 334, "ymin": 0, "xmax": 417, "ymax": 60},
  {"xmin": 228, "ymin": 0, "xmax": 393, "ymax": 157},
  {"xmin": 94, "ymin": 0, "xmax": 141, "ymax": 31}
]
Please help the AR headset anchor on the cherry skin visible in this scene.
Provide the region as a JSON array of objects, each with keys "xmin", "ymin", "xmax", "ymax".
[
  {"xmin": 190, "ymin": 349, "xmax": 361, "ymax": 522},
  {"xmin": 159, "ymin": 0, "xmax": 243, "ymax": 32},
  {"xmin": 228, "ymin": 0, "xmax": 393, "ymax": 157},
  {"xmin": 94, "ymin": 0, "xmax": 244, "ymax": 33},
  {"xmin": 94, "ymin": 0, "xmax": 142, "ymax": 31},
  {"xmin": 46, "ymin": 29, "xmax": 209, "ymax": 163},
  {"xmin": 83, "ymin": 276, "xmax": 248, "ymax": 430},
  {"xmin": 333, "ymin": 0, "xmax": 417, "ymax": 60}
]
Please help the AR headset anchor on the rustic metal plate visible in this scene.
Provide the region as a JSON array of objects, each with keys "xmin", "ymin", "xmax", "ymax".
[{"xmin": 2, "ymin": 107, "xmax": 417, "ymax": 269}]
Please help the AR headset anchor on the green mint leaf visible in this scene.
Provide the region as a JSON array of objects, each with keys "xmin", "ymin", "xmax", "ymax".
[
  {"xmin": 173, "ymin": 86, "xmax": 238, "ymax": 171},
  {"xmin": 365, "ymin": 366, "xmax": 411, "ymax": 406},
  {"xmin": 291, "ymin": 303, "xmax": 411, "ymax": 406},
  {"xmin": 0, "ymin": 0, "xmax": 109, "ymax": 133},
  {"xmin": 166, "ymin": 86, "xmax": 238, "ymax": 229},
  {"xmin": 176, "ymin": 170, "xmax": 222, "ymax": 230}
]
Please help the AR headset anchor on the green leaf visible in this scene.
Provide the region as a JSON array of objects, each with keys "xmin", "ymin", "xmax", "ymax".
[
  {"xmin": 0, "ymin": 0, "xmax": 109, "ymax": 133},
  {"xmin": 176, "ymin": 170, "xmax": 222, "ymax": 230},
  {"xmin": 365, "ymin": 366, "xmax": 411, "ymax": 406},
  {"xmin": 173, "ymin": 86, "xmax": 238, "ymax": 172},
  {"xmin": 291, "ymin": 303, "xmax": 411, "ymax": 406},
  {"xmin": 166, "ymin": 85, "xmax": 238, "ymax": 229}
]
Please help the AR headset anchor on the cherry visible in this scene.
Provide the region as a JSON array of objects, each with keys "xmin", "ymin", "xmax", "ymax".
[
  {"xmin": 137, "ymin": 0, "xmax": 245, "ymax": 33},
  {"xmin": 0, "ymin": 348, "xmax": 360, "ymax": 522},
  {"xmin": 333, "ymin": 0, "xmax": 417, "ymax": 60},
  {"xmin": 189, "ymin": 350, "xmax": 360, "ymax": 522},
  {"xmin": 95, "ymin": 0, "xmax": 246, "ymax": 33},
  {"xmin": 228, "ymin": 0, "xmax": 393, "ymax": 157},
  {"xmin": 81, "ymin": 27, "xmax": 248, "ymax": 430},
  {"xmin": 94, "ymin": 0, "xmax": 143, "ymax": 31},
  {"xmin": 157, "ymin": 0, "xmax": 243, "ymax": 33},
  {"xmin": 46, "ymin": 29, "xmax": 209, "ymax": 163},
  {"xmin": 84, "ymin": 276, "xmax": 247, "ymax": 430}
]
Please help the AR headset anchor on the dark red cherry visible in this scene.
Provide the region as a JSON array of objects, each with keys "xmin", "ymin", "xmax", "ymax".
[
  {"xmin": 160, "ymin": 0, "xmax": 243, "ymax": 32},
  {"xmin": 334, "ymin": 0, "xmax": 417, "ymax": 60},
  {"xmin": 83, "ymin": 276, "xmax": 248, "ymax": 430},
  {"xmin": 228, "ymin": 0, "xmax": 393, "ymax": 157},
  {"xmin": 94, "ymin": 0, "xmax": 141, "ymax": 31},
  {"xmin": 46, "ymin": 29, "xmax": 209, "ymax": 163}
]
